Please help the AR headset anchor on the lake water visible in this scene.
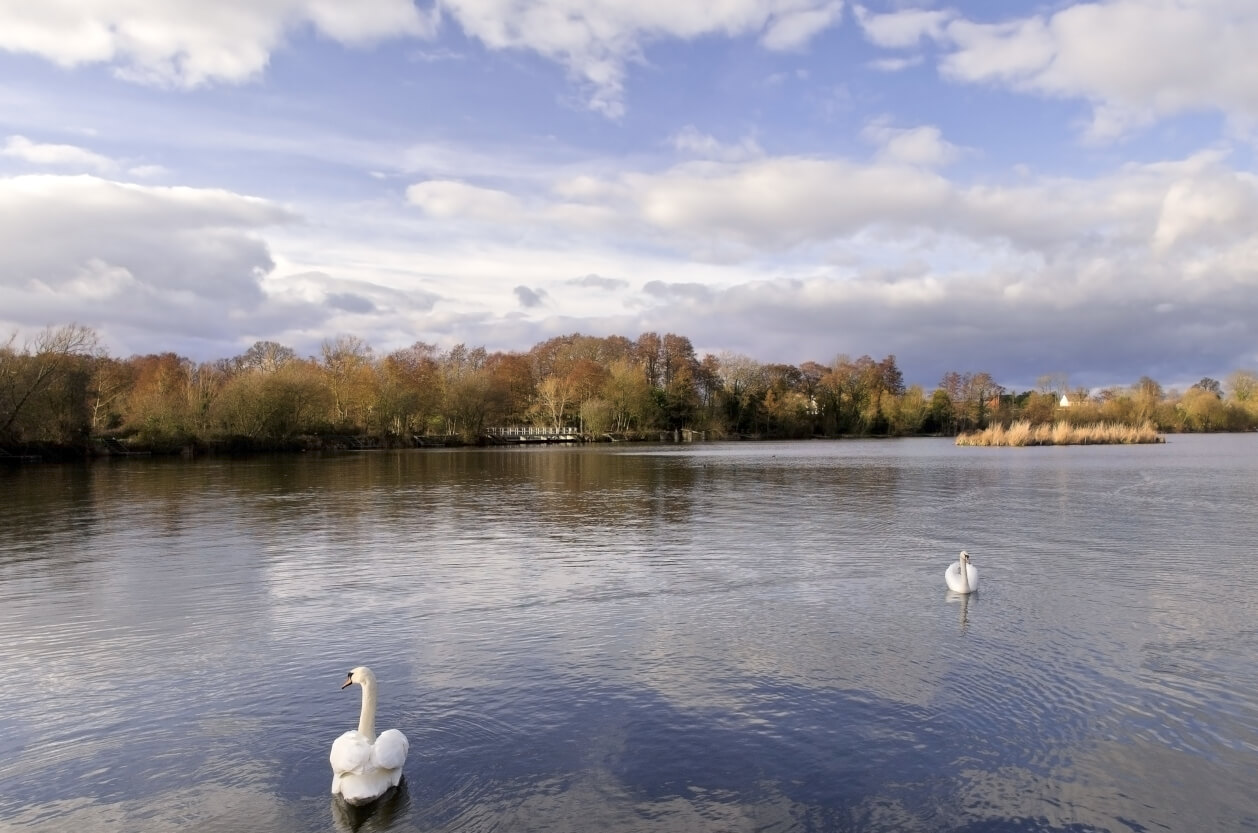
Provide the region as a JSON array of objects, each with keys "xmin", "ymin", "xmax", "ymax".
[{"xmin": 2, "ymin": 436, "xmax": 1257, "ymax": 833}]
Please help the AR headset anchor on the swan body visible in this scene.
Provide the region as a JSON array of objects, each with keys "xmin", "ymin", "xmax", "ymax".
[
  {"xmin": 330, "ymin": 666, "xmax": 409, "ymax": 805},
  {"xmin": 945, "ymin": 550, "xmax": 978, "ymax": 594}
]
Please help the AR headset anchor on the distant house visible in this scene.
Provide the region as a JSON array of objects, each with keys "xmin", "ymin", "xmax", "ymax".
[{"xmin": 1059, "ymin": 394, "xmax": 1071, "ymax": 407}]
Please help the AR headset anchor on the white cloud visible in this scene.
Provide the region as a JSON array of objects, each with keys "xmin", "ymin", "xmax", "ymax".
[
  {"xmin": 619, "ymin": 156, "xmax": 954, "ymax": 252},
  {"xmin": 128, "ymin": 164, "xmax": 171, "ymax": 179},
  {"xmin": 867, "ymin": 54, "xmax": 923, "ymax": 72},
  {"xmin": 437, "ymin": 0, "xmax": 848, "ymax": 117},
  {"xmin": 761, "ymin": 1, "xmax": 845, "ymax": 51},
  {"xmin": 405, "ymin": 179, "xmax": 525, "ymax": 222},
  {"xmin": 0, "ymin": 0, "xmax": 435, "ymax": 88},
  {"xmin": 1, "ymin": 1, "xmax": 848, "ymax": 117},
  {"xmin": 347, "ymin": 137, "xmax": 1258, "ymax": 384},
  {"xmin": 939, "ymin": 17, "xmax": 1056, "ymax": 86},
  {"xmin": 854, "ymin": 5, "xmax": 953, "ymax": 48},
  {"xmin": 933, "ymin": 0, "xmax": 1258, "ymax": 139},
  {"xmin": 669, "ymin": 126, "xmax": 764, "ymax": 162},
  {"xmin": 16, "ymin": 139, "xmax": 1244, "ymax": 388},
  {"xmin": 861, "ymin": 120, "xmax": 960, "ymax": 167},
  {"xmin": 2, "ymin": 135, "xmax": 116, "ymax": 172},
  {"xmin": 1152, "ymin": 168, "xmax": 1258, "ymax": 254},
  {"xmin": 397, "ymin": 145, "xmax": 1258, "ymax": 271},
  {"xmin": 567, "ymin": 273, "xmax": 629, "ymax": 291}
]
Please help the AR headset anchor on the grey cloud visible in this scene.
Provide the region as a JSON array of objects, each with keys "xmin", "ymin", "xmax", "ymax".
[
  {"xmin": 568, "ymin": 273, "xmax": 629, "ymax": 291},
  {"xmin": 326, "ymin": 292, "xmax": 377, "ymax": 313},
  {"xmin": 514, "ymin": 285, "xmax": 548, "ymax": 308},
  {"xmin": 278, "ymin": 271, "xmax": 441, "ymax": 314},
  {"xmin": 0, "ymin": 175, "xmax": 305, "ymax": 358},
  {"xmin": 637, "ymin": 273, "xmax": 1258, "ymax": 392},
  {"xmin": 641, "ymin": 281, "xmax": 715, "ymax": 303}
]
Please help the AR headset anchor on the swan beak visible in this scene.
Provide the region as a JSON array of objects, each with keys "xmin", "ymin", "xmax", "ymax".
[{"xmin": 341, "ymin": 674, "xmax": 354, "ymax": 689}]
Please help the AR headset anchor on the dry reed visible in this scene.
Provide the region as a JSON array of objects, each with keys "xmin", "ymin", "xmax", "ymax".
[{"xmin": 955, "ymin": 420, "xmax": 1163, "ymax": 447}]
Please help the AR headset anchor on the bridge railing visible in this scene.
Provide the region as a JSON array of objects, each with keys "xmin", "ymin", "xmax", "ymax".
[{"xmin": 485, "ymin": 426, "xmax": 583, "ymax": 437}]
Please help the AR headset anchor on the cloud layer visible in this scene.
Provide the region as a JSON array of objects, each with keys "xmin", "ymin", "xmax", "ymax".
[{"xmin": 1, "ymin": 1, "xmax": 1256, "ymax": 390}]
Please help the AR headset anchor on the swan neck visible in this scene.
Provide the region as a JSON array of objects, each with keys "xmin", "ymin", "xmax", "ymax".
[
  {"xmin": 957, "ymin": 556, "xmax": 970, "ymax": 592},
  {"xmin": 356, "ymin": 678, "xmax": 378, "ymax": 741}
]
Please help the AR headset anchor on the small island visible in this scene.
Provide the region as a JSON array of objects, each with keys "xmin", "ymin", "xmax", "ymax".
[{"xmin": 956, "ymin": 420, "xmax": 1163, "ymax": 446}]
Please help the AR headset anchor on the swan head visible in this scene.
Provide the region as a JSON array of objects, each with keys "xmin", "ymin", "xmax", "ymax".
[
  {"xmin": 959, "ymin": 550, "xmax": 970, "ymax": 564},
  {"xmin": 342, "ymin": 666, "xmax": 376, "ymax": 690}
]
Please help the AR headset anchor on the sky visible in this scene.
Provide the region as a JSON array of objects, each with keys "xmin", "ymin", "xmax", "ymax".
[{"xmin": 1, "ymin": 0, "xmax": 1256, "ymax": 392}]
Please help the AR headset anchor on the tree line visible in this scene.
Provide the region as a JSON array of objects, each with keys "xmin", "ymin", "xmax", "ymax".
[{"xmin": 2, "ymin": 324, "xmax": 1256, "ymax": 456}]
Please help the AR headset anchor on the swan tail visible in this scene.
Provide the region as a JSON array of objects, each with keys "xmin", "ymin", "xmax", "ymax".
[{"xmin": 334, "ymin": 769, "xmax": 400, "ymax": 805}]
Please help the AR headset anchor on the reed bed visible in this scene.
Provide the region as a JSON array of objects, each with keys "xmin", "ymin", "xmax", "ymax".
[{"xmin": 956, "ymin": 420, "xmax": 1164, "ymax": 447}]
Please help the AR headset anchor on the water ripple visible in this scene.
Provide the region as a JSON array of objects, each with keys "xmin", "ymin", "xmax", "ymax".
[{"xmin": 3, "ymin": 438, "xmax": 1258, "ymax": 832}]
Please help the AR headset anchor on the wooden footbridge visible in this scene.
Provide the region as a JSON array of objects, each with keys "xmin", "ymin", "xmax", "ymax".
[{"xmin": 482, "ymin": 426, "xmax": 585, "ymax": 445}]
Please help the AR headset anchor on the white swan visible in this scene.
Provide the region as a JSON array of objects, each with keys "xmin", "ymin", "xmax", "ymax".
[
  {"xmin": 945, "ymin": 550, "xmax": 978, "ymax": 594},
  {"xmin": 330, "ymin": 666, "xmax": 409, "ymax": 805}
]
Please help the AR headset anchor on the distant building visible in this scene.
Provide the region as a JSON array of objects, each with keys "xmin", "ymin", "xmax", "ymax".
[{"xmin": 1059, "ymin": 394, "xmax": 1071, "ymax": 407}]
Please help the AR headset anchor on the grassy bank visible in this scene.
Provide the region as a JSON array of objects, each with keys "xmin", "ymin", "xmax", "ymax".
[{"xmin": 956, "ymin": 420, "xmax": 1164, "ymax": 446}]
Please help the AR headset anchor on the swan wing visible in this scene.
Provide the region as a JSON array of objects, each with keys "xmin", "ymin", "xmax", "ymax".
[
  {"xmin": 945, "ymin": 562, "xmax": 979, "ymax": 593},
  {"xmin": 330, "ymin": 730, "xmax": 373, "ymax": 775},
  {"xmin": 372, "ymin": 728, "xmax": 409, "ymax": 772}
]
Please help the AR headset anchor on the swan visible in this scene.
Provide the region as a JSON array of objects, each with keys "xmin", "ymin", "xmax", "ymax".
[
  {"xmin": 330, "ymin": 666, "xmax": 409, "ymax": 805},
  {"xmin": 945, "ymin": 550, "xmax": 978, "ymax": 594}
]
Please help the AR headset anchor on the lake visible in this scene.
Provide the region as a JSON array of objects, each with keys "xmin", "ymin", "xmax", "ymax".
[{"xmin": 2, "ymin": 436, "xmax": 1256, "ymax": 833}]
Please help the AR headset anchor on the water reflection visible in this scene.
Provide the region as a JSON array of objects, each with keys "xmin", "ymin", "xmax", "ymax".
[
  {"xmin": 331, "ymin": 780, "xmax": 410, "ymax": 832},
  {"xmin": 948, "ymin": 590, "xmax": 973, "ymax": 632},
  {"xmin": 1, "ymin": 437, "xmax": 1257, "ymax": 832}
]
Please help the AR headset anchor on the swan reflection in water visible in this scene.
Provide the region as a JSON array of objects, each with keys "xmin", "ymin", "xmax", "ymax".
[
  {"xmin": 947, "ymin": 589, "xmax": 974, "ymax": 633},
  {"xmin": 331, "ymin": 777, "xmax": 411, "ymax": 832}
]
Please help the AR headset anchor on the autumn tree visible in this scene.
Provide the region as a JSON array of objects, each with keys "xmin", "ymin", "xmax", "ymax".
[
  {"xmin": 1178, "ymin": 386, "xmax": 1227, "ymax": 431},
  {"xmin": 434, "ymin": 344, "xmax": 503, "ymax": 440},
  {"xmin": 208, "ymin": 358, "xmax": 329, "ymax": 440},
  {"xmin": 715, "ymin": 352, "xmax": 766, "ymax": 434},
  {"xmin": 1226, "ymin": 370, "xmax": 1256, "ymax": 402},
  {"xmin": 1192, "ymin": 377, "xmax": 1223, "ymax": 398},
  {"xmin": 597, "ymin": 359, "xmax": 657, "ymax": 433},
  {"xmin": 692, "ymin": 353, "xmax": 724, "ymax": 425},
  {"xmin": 89, "ymin": 356, "xmax": 135, "ymax": 432},
  {"xmin": 485, "ymin": 352, "xmax": 534, "ymax": 426},
  {"xmin": 0, "ymin": 324, "xmax": 99, "ymax": 446},
  {"xmin": 635, "ymin": 332, "xmax": 663, "ymax": 387},
  {"xmin": 818, "ymin": 356, "xmax": 871, "ymax": 434},
  {"xmin": 377, "ymin": 342, "xmax": 443, "ymax": 436},
  {"xmin": 320, "ymin": 335, "xmax": 376, "ymax": 428},
  {"xmin": 886, "ymin": 385, "xmax": 929, "ymax": 436},
  {"xmin": 237, "ymin": 340, "xmax": 297, "ymax": 374},
  {"xmin": 860, "ymin": 355, "xmax": 905, "ymax": 433},
  {"xmin": 661, "ymin": 362, "xmax": 701, "ymax": 429},
  {"xmin": 122, "ymin": 352, "xmax": 199, "ymax": 445},
  {"xmin": 1226, "ymin": 370, "xmax": 1258, "ymax": 421},
  {"xmin": 938, "ymin": 370, "xmax": 1002, "ymax": 432},
  {"xmin": 1131, "ymin": 376, "xmax": 1163, "ymax": 424}
]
